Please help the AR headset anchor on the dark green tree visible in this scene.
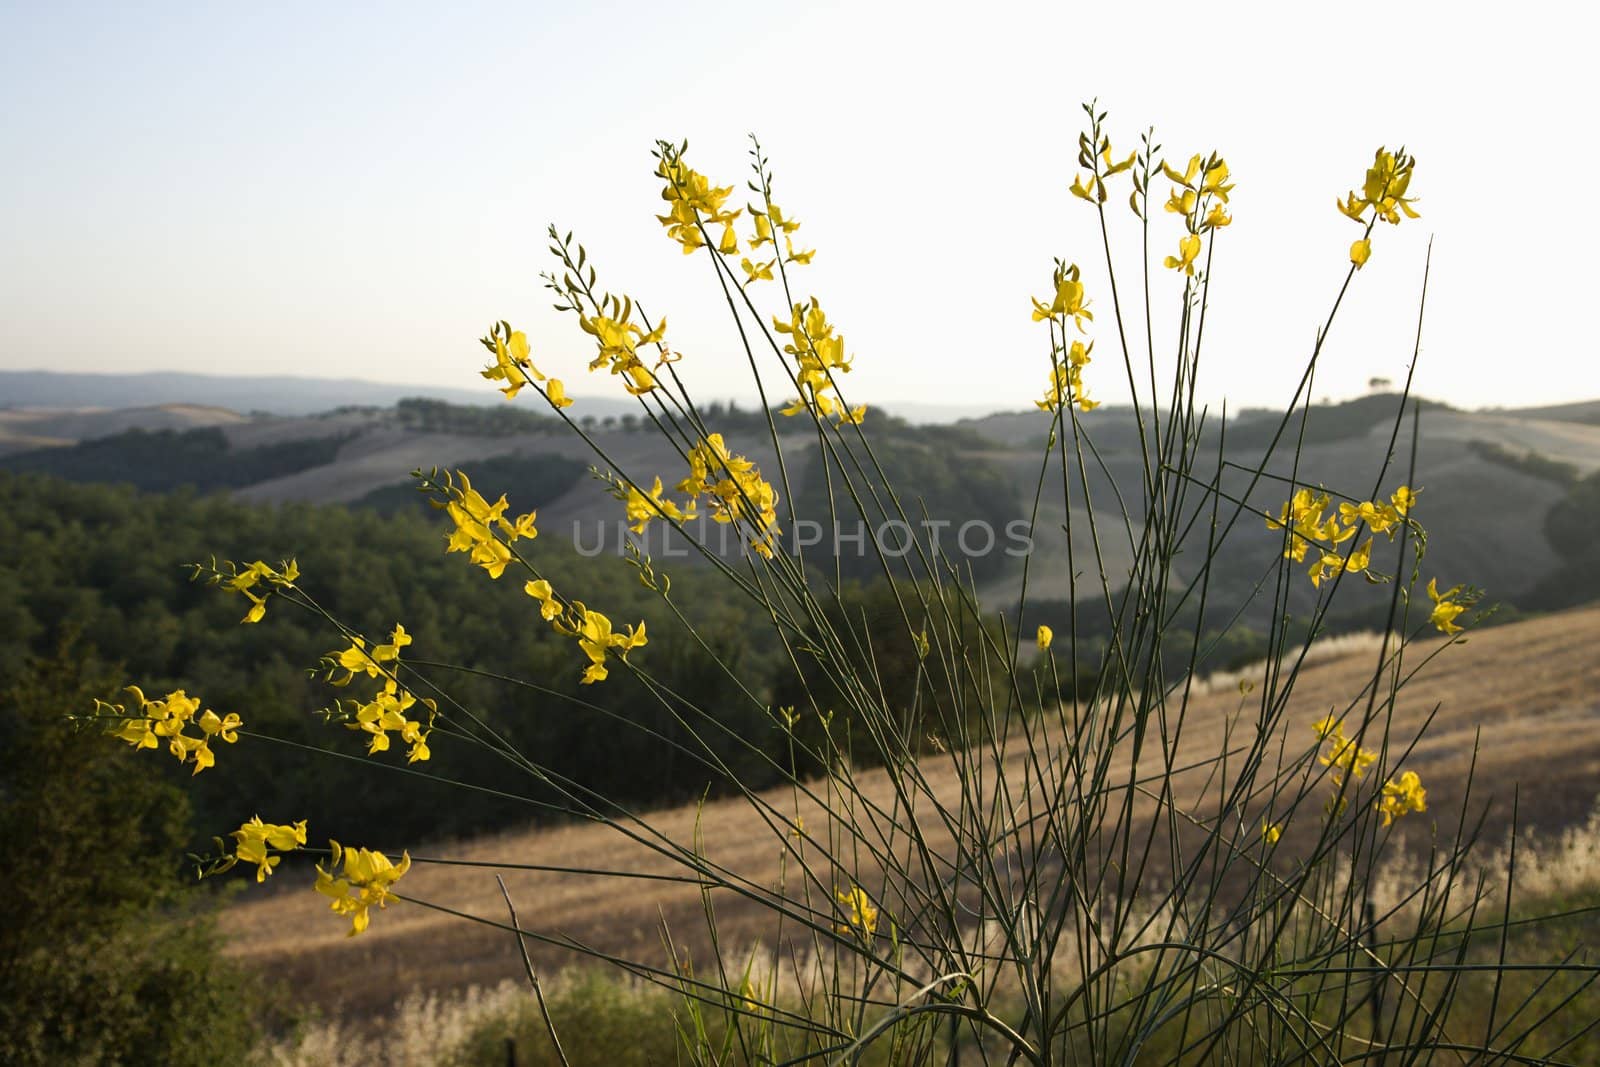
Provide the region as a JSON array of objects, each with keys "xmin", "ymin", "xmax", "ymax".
[{"xmin": 0, "ymin": 645, "xmax": 272, "ymax": 1065}]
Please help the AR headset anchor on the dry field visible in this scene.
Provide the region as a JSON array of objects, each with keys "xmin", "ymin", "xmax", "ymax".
[{"xmin": 224, "ymin": 606, "xmax": 1600, "ymax": 1017}]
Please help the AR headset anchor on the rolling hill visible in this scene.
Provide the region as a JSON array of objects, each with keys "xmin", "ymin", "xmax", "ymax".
[{"xmin": 5, "ymin": 390, "xmax": 1600, "ymax": 622}]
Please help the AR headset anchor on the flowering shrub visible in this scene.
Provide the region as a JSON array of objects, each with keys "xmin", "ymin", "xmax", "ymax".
[{"xmin": 91, "ymin": 106, "xmax": 1597, "ymax": 1062}]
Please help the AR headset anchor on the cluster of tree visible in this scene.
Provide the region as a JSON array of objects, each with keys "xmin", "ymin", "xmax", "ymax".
[
  {"xmin": 356, "ymin": 452, "xmax": 589, "ymax": 516},
  {"xmin": 1525, "ymin": 467, "xmax": 1600, "ymax": 610},
  {"xmin": 0, "ymin": 426, "xmax": 350, "ymax": 492},
  {"xmin": 0, "ymin": 472, "xmax": 788, "ymax": 852},
  {"xmin": 1224, "ymin": 393, "xmax": 1449, "ymax": 452},
  {"xmin": 0, "ymin": 649, "xmax": 274, "ymax": 1064},
  {"xmin": 1466, "ymin": 439, "xmax": 1580, "ymax": 488},
  {"xmin": 393, "ymin": 396, "xmax": 555, "ymax": 435}
]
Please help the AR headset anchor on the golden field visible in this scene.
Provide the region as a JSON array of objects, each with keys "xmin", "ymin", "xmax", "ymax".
[{"xmin": 224, "ymin": 605, "xmax": 1600, "ymax": 1017}]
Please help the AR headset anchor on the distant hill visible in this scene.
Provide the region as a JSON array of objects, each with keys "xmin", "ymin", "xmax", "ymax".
[
  {"xmin": 0, "ymin": 369, "xmax": 652, "ymax": 421},
  {"xmin": 0, "ymin": 370, "xmax": 1000, "ymax": 425},
  {"xmin": 5, "ymin": 390, "xmax": 1600, "ymax": 617}
]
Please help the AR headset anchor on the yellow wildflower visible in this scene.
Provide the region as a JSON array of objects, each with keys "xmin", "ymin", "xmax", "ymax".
[
  {"xmin": 1165, "ymin": 188, "xmax": 1197, "ymax": 216},
  {"xmin": 1165, "ymin": 233, "xmax": 1202, "ymax": 275},
  {"xmin": 1338, "ymin": 147, "xmax": 1420, "ymax": 226},
  {"xmin": 678, "ymin": 433, "xmax": 781, "ymax": 556},
  {"xmin": 655, "ymin": 147, "xmax": 740, "ymax": 255},
  {"xmin": 434, "ymin": 470, "xmax": 538, "ymax": 580},
  {"xmin": 230, "ymin": 817, "xmax": 308, "ymax": 883},
  {"xmin": 578, "ymin": 298, "xmax": 664, "ymax": 396},
  {"xmin": 1377, "ymin": 770, "xmax": 1427, "ymax": 826},
  {"xmin": 773, "ymin": 299, "xmax": 861, "ymax": 425},
  {"xmin": 529, "ymin": 584, "xmax": 648, "ymax": 685},
  {"xmin": 1036, "ymin": 625, "xmax": 1053, "ymax": 651},
  {"xmin": 1351, "ymin": 239, "xmax": 1372, "ymax": 268},
  {"xmin": 552, "ymin": 602, "xmax": 648, "ymax": 685},
  {"xmin": 618, "ymin": 475, "xmax": 697, "ymax": 534},
  {"xmin": 1262, "ymin": 821, "xmax": 1282, "ymax": 845},
  {"xmin": 1035, "ymin": 340, "xmax": 1097, "ymax": 412},
  {"xmin": 545, "ymin": 379, "xmax": 575, "ymax": 410},
  {"xmin": 104, "ymin": 686, "xmax": 239, "ymax": 775},
  {"xmin": 740, "ymin": 257, "xmax": 775, "ymax": 284},
  {"xmin": 205, "ymin": 558, "xmax": 298, "ymax": 624},
  {"xmin": 835, "ymin": 884, "xmax": 879, "ymax": 937},
  {"xmin": 315, "ymin": 841, "xmax": 411, "ymax": 937},
  {"xmin": 524, "ymin": 578, "xmax": 563, "ymax": 621},
  {"xmin": 1030, "ymin": 263, "xmax": 1093, "ymax": 329},
  {"xmin": 1426, "ymin": 577, "xmax": 1467, "ymax": 635},
  {"xmin": 1317, "ymin": 718, "xmax": 1377, "ymax": 784},
  {"xmin": 1267, "ymin": 489, "xmax": 1350, "ymax": 564},
  {"xmin": 1069, "ymin": 173, "xmax": 1103, "ymax": 203},
  {"xmin": 478, "ymin": 324, "xmax": 544, "ymax": 399}
]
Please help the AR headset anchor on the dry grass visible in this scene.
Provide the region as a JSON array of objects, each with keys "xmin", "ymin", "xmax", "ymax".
[{"xmin": 223, "ymin": 605, "xmax": 1600, "ymax": 1018}]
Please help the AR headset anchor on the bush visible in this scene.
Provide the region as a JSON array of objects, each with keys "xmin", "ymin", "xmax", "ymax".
[
  {"xmin": 0, "ymin": 646, "xmax": 271, "ymax": 1065},
  {"xmin": 85, "ymin": 113, "xmax": 1599, "ymax": 1063}
]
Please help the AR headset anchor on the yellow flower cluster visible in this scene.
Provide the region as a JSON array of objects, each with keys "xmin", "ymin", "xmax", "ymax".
[
  {"xmin": 835, "ymin": 884, "xmax": 880, "ymax": 938},
  {"xmin": 676, "ymin": 432, "xmax": 782, "ymax": 557},
  {"xmin": 1030, "ymin": 262, "xmax": 1094, "ymax": 329},
  {"xmin": 105, "ymin": 686, "xmax": 241, "ymax": 775},
  {"xmin": 200, "ymin": 558, "xmax": 298, "ymax": 624},
  {"xmin": 434, "ymin": 470, "xmax": 538, "ymax": 580},
  {"xmin": 1031, "ymin": 264, "xmax": 1098, "ymax": 412},
  {"xmin": 1160, "ymin": 153, "xmax": 1233, "ymax": 276},
  {"xmin": 229, "ymin": 816, "xmax": 308, "ymax": 882},
  {"xmin": 656, "ymin": 147, "xmax": 740, "ymax": 256},
  {"xmin": 1378, "ymin": 770, "xmax": 1427, "ymax": 827},
  {"xmin": 1313, "ymin": 714, "xmax": 1377, "ymax": 785},
  {"xmin": 774, "ymin": 299, "xmax": 865, "ymax": 425},
  {"xmin": 315, "ymin": 841, "xmax": 411, "ymax": 937},
  {"xmin": 1426, "ymin": 577, "xmax": 1468, "ymax": 635},
  {"xmin": 1068, "ymin": 134, "xmax": 1135, "ymax": 205},
  {"xmin": 1267, "ymin": 485, "xmax": 1418, "ymax": 588},
  {"xmin": 1035, "ymin": 340, "xmax": 1098, "ymax": 413},
  {"xmin": 1338, "ymin": 148, "xmax": 1420, "ymax": 227},
  {"xmin": 742, "ymin": 202, "xmax": 813, "ymax": 284},
  {"xmin": 524, "ymin": 579, "xmax": 648, "ymax": 684},
  {"xmin": 1338, "ymin": 147, "xmax": 1420, "ymax": 268},
  {"xmin": 616, "ymin": 475, "xmax": 697, "ymax": 535},
  {"xmin": 328, "ymin": 624, "xmax": 436, "ymax": 762},
  {"xmin": 578, "ymin": 295, "xmax": 668, "ymax": 397},
  {"xmin": 478, "ymin": 321, "xmax": 574, "ymax": 409}
]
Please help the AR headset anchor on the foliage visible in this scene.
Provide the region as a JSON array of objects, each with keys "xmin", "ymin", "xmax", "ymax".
[
  {"xmin": 1468, "ymin": 438, "xmax": 1580, "ymax": 488},
  {"xmin": 0, "ymin": 646, "xmax": 270, "ymax": 1065},
  {"xmin": 1523, "ymin": 467, "xmax": 1600, "ymax": 610},
  {"xmin": 0, "ymin": 472, "xmax": 784, "ymax": 849},
  {"xmin": 51, "ymin": 116, "xmax": 1600, "ymax": 1064},
  {"xmin": 1224, "ymin": 392, "xmax": 1449, "ymax": 451},
  {"xmin": 357, "ymin": 451, "xmax": 588, "ymax": 516},
  {"xmin": 394, "ymin": 396, "xmax": 557, "ymax": 436},
  {"xmin": 0, "ymin": 426, "xmax": 350, "ymax": 492}
]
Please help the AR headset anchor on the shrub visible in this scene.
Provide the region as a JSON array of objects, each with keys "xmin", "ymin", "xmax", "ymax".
[
  {"xmin": 0, "ymin": 645, "xmax": 270, "ymax": 1065},
  {"xmin": 89, "ymin": 109, "xmax": 1598, "ymax": 1063}
]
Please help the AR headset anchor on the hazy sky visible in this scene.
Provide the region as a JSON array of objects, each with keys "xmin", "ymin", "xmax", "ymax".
[{"xmin": 2, "ymin": 1, "xmax": 1592, "ymax": 414}]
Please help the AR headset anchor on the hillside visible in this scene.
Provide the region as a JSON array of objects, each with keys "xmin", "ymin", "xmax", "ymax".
[
  {"xmin": 221, "ymin": 605, "xmax": 1600, "ymax": 1016},
  {"xmin": 7, "ymin": 392, "xmax": 1600, "ymax": 618}
]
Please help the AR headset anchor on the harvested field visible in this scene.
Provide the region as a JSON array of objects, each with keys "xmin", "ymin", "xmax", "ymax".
[{"xmin": 224, "ymin": 605, "xmax": 1600, "ymax": 1016}]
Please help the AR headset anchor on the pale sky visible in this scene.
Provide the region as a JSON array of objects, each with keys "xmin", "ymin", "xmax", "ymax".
[{"xmin": 1, "ymin": 1, "xmax": 1593, "ymax": 415}]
